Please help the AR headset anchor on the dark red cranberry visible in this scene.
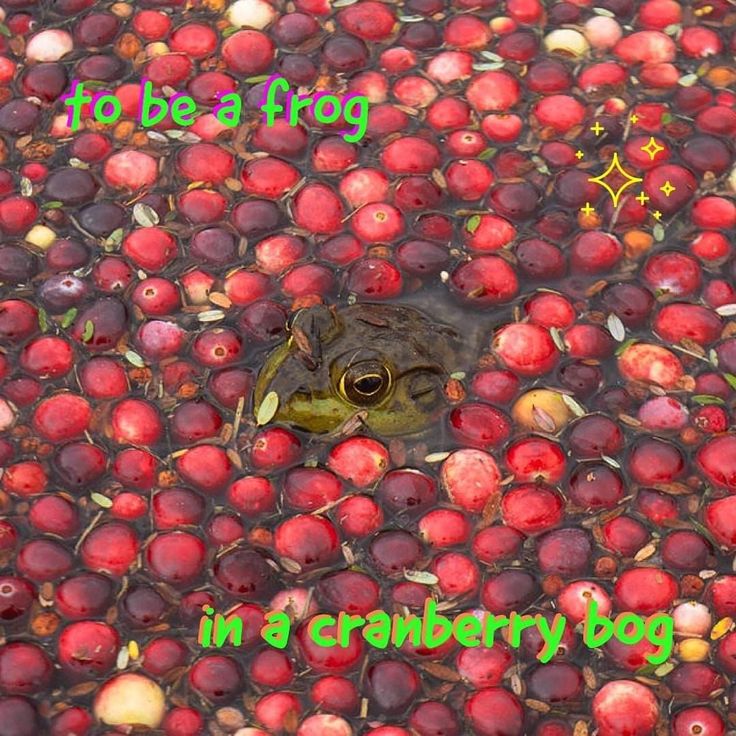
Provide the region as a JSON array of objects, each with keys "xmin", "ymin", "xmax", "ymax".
[
  {"xmin": 121, "ymin": 585, "xmax": 168, "ymax": 628},
  {"xmin": 0, "ymin": 577, "xmax": 35, "ymax": 623}
]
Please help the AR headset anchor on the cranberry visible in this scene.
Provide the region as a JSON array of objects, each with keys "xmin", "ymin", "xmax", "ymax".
[
  {"xmin": 502, "ymin": 484, "xmax": 564, "ymax": 534},
  {"xmin": 0, "ymin": 577, "xmax": 35, "ymax": 623},
  {"xmin": 0, "ymin": 643, "xmax": 53, "ymax": 694},
  {"xmin": 592, "ymin": 681, "xmax": 659, "ymax": 736},
  {"xmin": 0, "ymin": 697, "xmax": 41, "ymax": 735},
  {"xmin": 296, "ymin": 617, "xmax": 364, "ymax": 673},
  {"xmin": 189, "ymin": 655, "xmax": 242, "ymax": 702},
  {"xmin": 80, "ymin": 522, "xmax": 138, "ymax": 577},
  {"xmin": 58, "ymin": 622, "xmax": 118, "ymax": 679},
  {"xmin": 614, "ymin": 568, "xmax": 678, "ymax": 615},
  {"xmin": 465, "ymin": 689, "xmax": 524, "ymax": 736},
  {"xmin": 537, "ymin": 528, "xmax": 592, "ymax": 577},
  {"xmin": 310, "ymin": 677, "xmax": 359, "ymax": 715},
  {"xmin": 482, "ymin": 570, "xmax": 539, "ymax": 613},
  {"xmin": 54, "ymin": 573, "xmax": 113, "ymax": 619}
]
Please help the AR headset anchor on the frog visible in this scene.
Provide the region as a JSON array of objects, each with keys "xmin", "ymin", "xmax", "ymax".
[{"xmin": 253, "ymin": 303, "xmax": 467, "ymax": 436}]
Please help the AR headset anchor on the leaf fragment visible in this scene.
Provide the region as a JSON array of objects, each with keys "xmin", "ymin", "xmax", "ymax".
[
  {"xmin": 561, "ymin": 393, "xmax": 586, "ymax": 417},
  {"xmin": 606, "ymin": 313, "xmax": 626, "ymax": 342},
  {"xmin": 116, "ymin": 646, "xmax": 129, "ymax": 670},
  {"xmin": 91, "ymin": 492, "xmax": 112, "ymax": 508},
  {"xmin": 615, "ymin": 337, "xmax": 638, "ymax": 356},
  {"xmin": 37, "ymin": 307, "xmax": 48, "ymax": 333},
  {"xmin": 634, "ymin": 543, "xmax": 656, "ymax": 562},
  {"xmin": 711, "ymin": 617, "xmax": 733, "ymax": 640},
  {"xmin": 692, "ymin": 394, "xmax": 725, "ymax": 406},
  {"xmin": 654, "ymin": 662, "xmax": 675, "ymax": 677},
  {"xmin": 466, "ymin": 215, "xmax": 481, "ymax": 233},
  {"xmin": 424, "ymin": 451, "xmax": 450, "ymax": 463},
  {"xmin": 256, "ymin": 391, "xmax": 279, "ymax": 426},
  {"xmin": 473, "ymin": 62, "xmax": 505, "ymax": 71},
  {"xmin": 197, "ymin": 309, "xmax": 226, "ymax": 323},
  {"xmin": 723, "ymin": 373, "xmax": 736, "ymax": 391},
  {"xmin": 550, "ymin": 327, "xmax": 566, "ymax": 352},
  {"xmin": 133, "ymin": 203, "xmax": 160, "ymax": 228},
  {"xmin": 404, "ymin": 569, "xmax": 439, "ymax": 585},
  {"xmin": 124, "ymin": 350, "xmax": 145, "ymax": 368},
  {"xmin": 716, "ymin": 303, "xmax": 736, "ymax": 316},
  {"xmin": 280, "ymin": 557, "xmax": 302, "ymax": 574},
  {"xmin": 81, "ymin": 320, "xmax": 95, "ymax": 343},
  {"xmin": 532, "ymin": 406, "xmax": 557, "ymax": 432},
  {"xmin": 61, "ymin": 308, "xmax": 78, "ymax": 328}
]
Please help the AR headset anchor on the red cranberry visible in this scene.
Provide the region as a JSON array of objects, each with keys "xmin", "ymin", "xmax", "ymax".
[
  {"xmin": 366, "ymin": 660, "xmax": 420, "ymax": 715},
  {"xmin": 0, "ymin": 642, "xmax": 53, "ymax": 694},
  {"xmin": 189, "ymin": 655, "xmax": 242, "ymax": 702},
  {"xmin": 58, "ymin": 622, "xmax": 118, "ymax": 680},
  {"xmin": 465, "ymin": 689, "xmax": 524, "ymax": 736},
  {"xmin": 481, "ymin": 570, "xmax": 539, "ymax": 613},
  {"xmin": 0, "ymin": 577, "xmax": 35, "ymax": 623}
]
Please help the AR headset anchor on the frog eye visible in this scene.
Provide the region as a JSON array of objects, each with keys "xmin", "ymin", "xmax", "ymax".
[{"xmin": 339, "ymin": 361, "xmax": 392, "ymax": 406}]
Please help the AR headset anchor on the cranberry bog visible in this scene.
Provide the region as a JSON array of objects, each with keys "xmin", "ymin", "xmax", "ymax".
[{"xmin": 2, "ymin": 0, "xmax": 736, "ymax": 734}]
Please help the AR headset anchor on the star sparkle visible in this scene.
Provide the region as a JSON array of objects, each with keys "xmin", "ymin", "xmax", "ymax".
[{"xmin": 588, "ymin": 152, "xmax": 643, "ymax": 208}]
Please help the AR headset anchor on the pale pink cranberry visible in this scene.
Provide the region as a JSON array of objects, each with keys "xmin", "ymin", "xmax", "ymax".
[
  {"xmin": 441, "ymin": 449, "xmax": 501, "ymax": 513},
  {"xmin": 672, "ymin": 602, "xmax": 712, "ymax": 638},
  {"xmin": 557, "ymin": 581, "xmax": 612, "ymax": 624},
  {"xmin": 617, "ymin": 343, "xmax": 684, "ymax": 389},
  {"xmin": 26, "ymin": 29, "xmax": 73, "ymax": 62},
  {"xmin": 615, "ymin": 30, "xmax": 676, "ymax": 64},
  {"xmin": 426, "ymin": 51, "xmax": 473, "ymax": 85},
  {"xmin": 592, "ymin": 680, "xmax": 659, "ymax": 736},
  {"xmin": 103, "ymin": 150, "xmax": 158, "ymax": 191},
  {"xmin": 638, "ymin": 396, "xmax": 689, "ymax": 431},
  {"xmin": 584, "ymin": 16, "xmax": 622, "ymax": 49}
]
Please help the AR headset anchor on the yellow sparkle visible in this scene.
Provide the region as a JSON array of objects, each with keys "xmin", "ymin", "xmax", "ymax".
[
  {"xmin": 630, "ymin": 113, "xmax": 639, "ymax": 125},
  {"xmin": 580, "ymin": 202, "xmax": 596, "ymax": 216},
  {"xmin": 652, "ymin": 210, "xmax": 662, "ymax": 220},
  {"xmin": 588, "ymin": 152, "xmax": 644, "ymax": 208},
  {"xmin": 660, "ymin": 180, "xmax": 676, "ymax": 197},
  {"xmin": 575, "ymin": 150, "xmax": 584, "ymax": 160},
  {"xmin": 640, "ymin": 136, "xmax": 665, "ymax": 161},
  {"xmin": 590, "ymin": 121, "xmax": 605, "ymax": 136},
  {"xmin": 635, "ymin": 191, "xmax": 650, "ymax": 205}
]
